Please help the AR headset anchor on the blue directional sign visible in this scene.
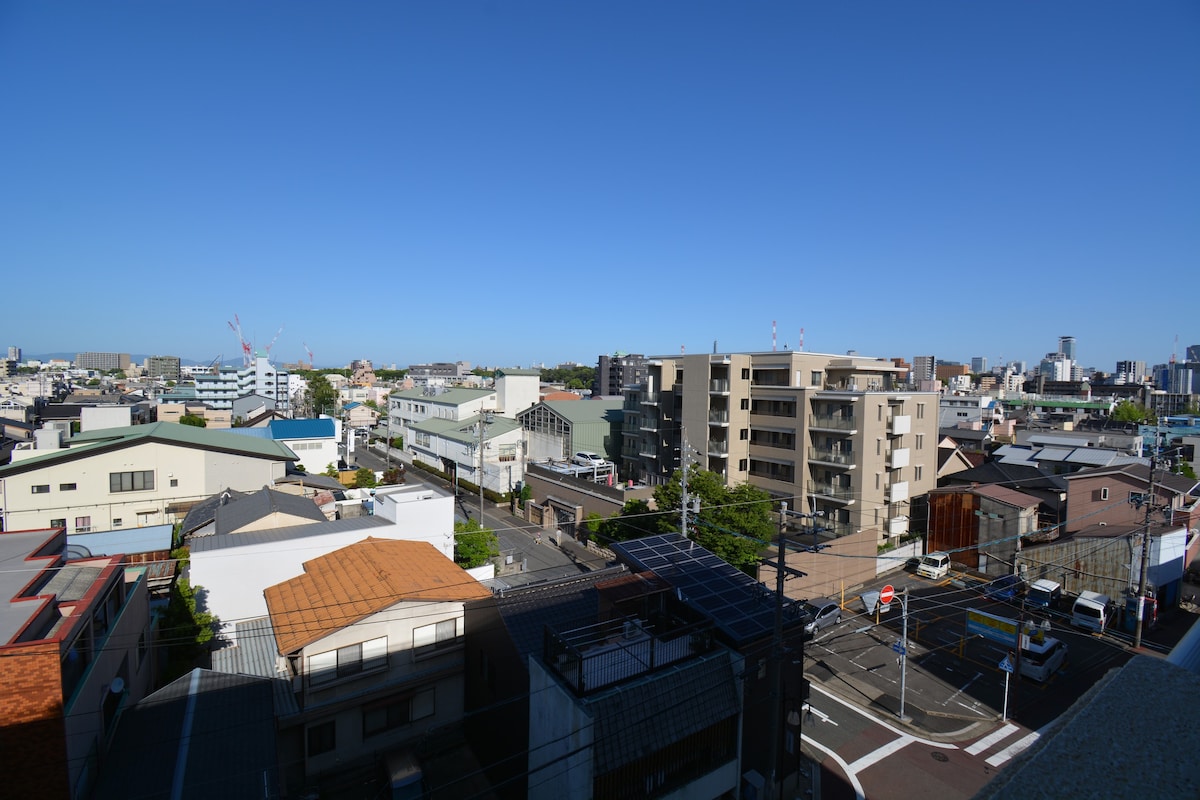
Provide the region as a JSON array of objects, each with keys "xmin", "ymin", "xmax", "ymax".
[
  {"xmin": 999, "ymin": 657, "xmax": 1014, "ymax": 673},
  {"xmin": 892, "ymin": 641, "xmax": 907, "ymax": 656}
]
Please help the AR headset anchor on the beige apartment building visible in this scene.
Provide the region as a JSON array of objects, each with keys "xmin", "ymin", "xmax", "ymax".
[{"xmin": 622, "ymin": 351, "xmax": 938, "ymax": 543}]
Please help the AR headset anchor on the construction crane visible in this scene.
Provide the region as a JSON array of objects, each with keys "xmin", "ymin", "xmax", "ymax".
[
  {"xmin": 264, "ymin": 326, "xmax": 284, "ymax": 363},
  {"xmin": 208, "ymin": 355, "xmax": 223, "ymax": 375},
  {"xmin": 227, "ymin": 314, "xmax": 253, "ymax": 367},
  {"xmin": 303, "ymin": 342, "xmax": 314, "ymax": 370}
]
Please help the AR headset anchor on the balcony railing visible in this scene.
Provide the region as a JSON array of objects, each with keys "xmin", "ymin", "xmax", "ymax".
[
  {"xmin": 709, "ymin": 379, "xmax": 730, "ymax": 393},
  {"xmin": 707, "ymin": 440, "xmax": 729, "ymax": 455},
  {"xmin": 709, "ymin": 409, "xmax": 729, "ymax": 424},
  {"xmin": 642, "ymin": 392, "xmax": 660, "ymax": 405},
  {"xmin": 808, "ymin": 447, "xmax": 855, "ymax": 466},
  {"xmin": 544, "ymin": 618, "xmax": 715, "ymax": 695},
  {"xmin": 809, "ymin": 414, "xmax": 857, "ymax": 431},
  {"xmin": 807, "ymin": 481, "xmax": 855, "ymax": 501}
]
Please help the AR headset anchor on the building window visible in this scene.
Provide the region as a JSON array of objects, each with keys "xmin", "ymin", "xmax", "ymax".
[
  {"xmin": 738, "ymin": 459, "xmax": 748, "ymax": 471},
  {"xmin": 413, "ymin": 618, "xmax": 462, "ymax": 658},
  {"xmin": 75, "ymin": 516, "xmax": 92, "ymax": 533},
  {"xmin": 362, "ymin": 688, "xmax": 436, "ymax": 738},
  {"xmin": 170, "ymin": 478, "xmax": 178, "ymax": 487},
  {"xmin": 1100, "ymin": 487, "xmax": 1109, "ymax": 500},
  {"xmin": 31, "ymin": 484, "xmax": 50, "ymax": 494},
  {"xmin": 110, "ymin": 471, "xmax": 154, "ymax": 493},
  {"xmin": 308, "ymin": 637, "xmax": 388, "ymax": 687},
  {"xmin": 811, "ymin": 371, "xmax": 822, "ymax": 386},
  {"xmin": 914, "ymin": 465, "xmax": 923, "ymax": 482},
  {"xmin": 306, "ymin": 721, "xmax": 336, "ymax": 757},
  {"xmin": 917, "ymin": 403, "xmax": 925, "ymax": 419},
  {"xmin": 50, "ymin": 518, "xmax": 66, "ymax": 529},
  {"xmin": 112, "ymin": 518, "xmax": 123, "ymax": 527},
  {"xmin": 915, "ymin": 434, "xmax": 924, "ymax": 450},
  {"xmin": 741, "ymin": 368, "xmax": 750, "ymax": 380},
  {"xmin": 59, "ymin": 483, "xmax": 77, "ymax": 491},
  {"xmin": 740, "ymin": 398, "xmax": 749, "ymax": 410},
  {"xmin": 740, "ymin": 429, "xmax": 749, "ymax": 440}
]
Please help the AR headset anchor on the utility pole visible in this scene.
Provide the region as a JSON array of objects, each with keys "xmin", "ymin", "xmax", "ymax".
[
  {"xmin": 1134, "ymin": 452, "xmax": 1159, "ymax": 649},
  {"xmin": 680, "ymin": 427, "xmax": 691, "ymax": 537},
  {"xmin": 475, "ymin": 411, "xmax": 494, "ymax": 522},
  {"xmin": 898, "ymin": 587, "xmax": 910, "ymax": 721}
]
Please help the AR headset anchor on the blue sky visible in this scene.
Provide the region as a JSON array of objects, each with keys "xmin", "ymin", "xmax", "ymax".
[{"xmin": 2, "ymin": 2, "xmax": 1196, "ymax": 371}]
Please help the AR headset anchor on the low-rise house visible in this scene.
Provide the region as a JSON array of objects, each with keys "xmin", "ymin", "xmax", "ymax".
[
  {"xmin": 264, "ymin": 538, "xmax": 491, "ymax": 792},
  {"xmin": 0, "ymin": 527, "xmax": 153, "ymax": 800},
  {"xmin": 342, "ymin": 401, "xmax": 378, "ymax": 429},
  {"xmin": 226, "ymin": 417, "xmax": 341, "ymax": 476},
  {"xmin": 67, "ymin": 523, "xmax": 176, "ymax": 596},
  {"xmin": 0, "ymin": 422, "xmax": 296, "ymax": 532},
  {"xmin": 927, "ymin": 485, "xmax": 1042, "ymax": 574}
]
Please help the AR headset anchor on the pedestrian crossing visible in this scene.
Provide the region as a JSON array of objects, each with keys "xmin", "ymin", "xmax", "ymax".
[{"xmin": 962, "ymin": 723, "xmax": 1040, "ymax": 766}]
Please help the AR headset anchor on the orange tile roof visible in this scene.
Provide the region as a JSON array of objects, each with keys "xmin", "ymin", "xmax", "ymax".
[{"xmin": 265, "ymin": 537, "xmax": 492, "ymax": 654}]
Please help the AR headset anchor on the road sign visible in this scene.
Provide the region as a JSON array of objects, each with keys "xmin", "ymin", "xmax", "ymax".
[
  {"xmin": 999, "ymin": 656, "xmax": 1014, "ymax": 673},
  {"xmin": 892, "ymin": 641, "xmax": 907, "ymax": 656},
  {"xmin": 880, "ymin": 584, "xmax": 895, "ymax": 605}
]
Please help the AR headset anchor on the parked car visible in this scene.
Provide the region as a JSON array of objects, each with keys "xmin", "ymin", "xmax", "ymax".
[
  {"xmin": 801, "ymin": 598, "xmax": 842, "ymax": 636},
  {"xmin": 916, "ymin": 552, "xmax": 950, "ymax": 580},
  {"xmin": 982, "ymin": 574, "xmax": 1025, "ymax": 602},
  {"xmin": 572, "ymin": 452, "xmax": 608, "ymax": 467},
  {"xmin": 1017, "ymin": 636, "xmax": 1067, "ymax": 683},
  {"xmin": 1026, "ymin": 579, "xmax": 1063, "ymax": 610}
]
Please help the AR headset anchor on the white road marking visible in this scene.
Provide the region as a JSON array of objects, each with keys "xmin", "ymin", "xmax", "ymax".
[
  {"xmin": 802, "ymin": 733, "xmax": 866, "ymax": 800},
  {"xmin": 847, "ymin": 734, "xmax": 914, "ymax": 773},
  {"xmin": 812, "ymin": 684, "xmax": 958, "ymax": 749},
  {"xmin": 803, "ymin": 703, "xmax": 839, "ymax": 726},
  {"xmin": 965, "ymin": 723, "xmax": 1018, "ymax": 756},
  {"xmin": 985, "ymin": 731, "xmax": 1040, "ymax": 767}
]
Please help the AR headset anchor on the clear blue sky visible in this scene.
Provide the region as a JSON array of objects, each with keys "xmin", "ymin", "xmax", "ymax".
[{"xmin": 2, "ymin": 2, "xmax": 1196, "ymax": 371}]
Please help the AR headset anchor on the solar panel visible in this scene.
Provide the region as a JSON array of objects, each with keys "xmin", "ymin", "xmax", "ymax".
[{"xmin": 611, "ymin": 533, "xmax": 801, "ymax": 646}]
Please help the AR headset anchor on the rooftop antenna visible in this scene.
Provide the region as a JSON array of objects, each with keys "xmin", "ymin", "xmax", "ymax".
[
  {"xmin": 713, "ymin": 340, "xmax": 718, "ymax": 354},
  {"xmin": 1171, "ymin": 334, "xmax": 1178, "ymax": 365},
  {"xmin": 772, "ymin": 320, "xmax": 777, "ymax": 352},
  {"xmin": 681, "ymin": 344, "xmax": 685, "ymax": 355},
  {"xmin": 799, "ymin": 327, "xmax": 805, "ymax": 352}
]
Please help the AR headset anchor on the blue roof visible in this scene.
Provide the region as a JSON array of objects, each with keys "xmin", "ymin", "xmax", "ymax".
[
  {"xmin": 69, "ymin": 524, "xmax": 174, "ymax": 556},
  {"xmin": 343, "ymin": 401, "xmax": 362, "ymax": 409},
  {"xmin": 268, "ymin": 418, "xmax": 336, "ymax": 439}
]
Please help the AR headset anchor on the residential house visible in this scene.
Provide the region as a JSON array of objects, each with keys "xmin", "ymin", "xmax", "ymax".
[
  {"xmin": 263, "ymin": 538, "xmax": 492, "ymax": 792},
  {"xmin": 0, "ymin": 527, "xmax": 153, "ymax": 800},
  {"xmin": 225, "ymin": 417, "xmax": 341, "ymax": 476},
  {"xmin": 67, "ymin": 523, "xmax": 176, "ymax": 596},
  {"xmin": 342, "ymin": 401, "xmax": 378, "ymax": 430},
  {"xmin": 0, "ymin": 422, "xmax": 296, "ymax": 533},
  {"xmin": 183, "ymin": 485, "xmax": 326, "ymax": 538},
  {"xmin": 1061, "ymin": 464, "xmax": 1198, "ymax": 534},
  {"xmin": 189, "ymin": 483, "xmax": 456, "ymax": 635},
  {"xmin": 409, "ymin": 414, "xmax": 526, "ymax": 497}
]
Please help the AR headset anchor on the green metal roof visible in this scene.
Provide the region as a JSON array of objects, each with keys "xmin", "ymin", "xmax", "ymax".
[
  {"xmin": 410, "ymin": 414, "xmax": 521, "ymax": 444},
  {"xmin": 0, "ymin": 421, "xmax": 296, "ymax": 477},
  {"xmin": 1004, "ymin": 398, "xmax": 1111, "ymax": 410},
  {"xmin": 523, "ymin": 398, "xmax": 625, "ymax": 424},
  {"xmin": 495, "ymin": 367, "xmax": 541, "ymax": 377},
  {"xmin": 389, "ymin": 386, "xmax": 495, "ymax": 405}
]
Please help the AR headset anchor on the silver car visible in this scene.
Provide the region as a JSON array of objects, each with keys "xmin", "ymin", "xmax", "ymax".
[{"xmin": 801, "ymin": 598, "xmax": 842, "ymax": 636}]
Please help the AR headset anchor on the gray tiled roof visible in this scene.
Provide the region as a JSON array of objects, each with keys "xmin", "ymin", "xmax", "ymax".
[
  {"xmin": 211, "ymin": 617, "xmax": 300, "ymax": 718},
  {"xmin": 188, "ymin": 514, "xmax": 393, "ymax": 553},
  {"xmin": 214, "ymin": 486, "xmax": 326, "ymax": 535}
]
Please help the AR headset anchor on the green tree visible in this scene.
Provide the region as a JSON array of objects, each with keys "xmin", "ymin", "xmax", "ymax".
[
  {"xmin": 354, "ymin": 467, "xmax": 377, "ymax": 488},
  {"xmin": 381, "ymin": 467, "xmax": 404, "ymax": 485},
  {"xmin": 323, "ymin": 463, "xmax": 339, "ymax": 478},
  {"xmin": 454, "ymin": 518, "xmax": 499, "ymax": 568},
  {"xmin": 161, "ymin": 547, "xmax": 220, "ymax": 681},
  {"xmin": 1111, "ymin": 400, "xmax": 1155, "ymax": 424},
  {"xmin": 179, "ymin": 414, "xmax": 207, "ymax": 428},
  {"xmin": 306, "ymin": 373, "xmax": 339, "ymax": 416}
]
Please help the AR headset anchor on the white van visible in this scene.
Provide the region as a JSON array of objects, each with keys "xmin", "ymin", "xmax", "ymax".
[
  {"xmin": 384, "ymin": 750, "xmax": 426, "ymax": 800},
  {"xmin": 1018, "ymin": 636, "xmax": 1067, "ymax": 683},
  {"xmin": 1027, "ymin": 579, "xmax": 1062, "ymax": 610},
  {"xmin": 917, "ymin": 552, "xmax": 951, "ymax": 580},
  {"xmin": 1071, "ymin": 591, "xmax": 1111, "ymax": 633}
]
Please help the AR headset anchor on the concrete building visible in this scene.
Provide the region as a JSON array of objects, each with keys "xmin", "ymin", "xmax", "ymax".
[
  {"xmin": 75, "ymin": 352, "xmax": 130, "ymax": 372},
  {"xmin": 594, "ymin": 352, "xmax": 648, "ymax": 397},
  {"xmin": 1059, "ymin": 335, "xmax": 1077, "ymax": 363},
  {"xmin": 6, "ymin": 346, "xmax": 20, "ymax": 362},
  {"xmin": 161, "ymin": 355, "xmax": 291, "ymax": 413},
  {"xmin": 971, "ymin": 356, "xmax": 988, "ymax": 374},
  {"xmin": 622, "ymin": 351, "xmax": 939, "ymax": 542},
  {"xmin": 0, "ymin": 527, "xmax": 153, "ymax": 800},
  {"xmin": 143, "ymin": 355, "xmax": 181, "ymax": 381},
  {"xmin": 912, "ymin": 355, "xmax": 936, "ymax": 382}
]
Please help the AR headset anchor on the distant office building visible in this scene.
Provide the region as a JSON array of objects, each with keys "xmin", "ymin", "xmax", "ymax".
[
  {"xmin": 1059, "ymin": 336, "xmax": 1076, "ymax": 362},
  {"xmin": 935, "ymin": 362, "xmax": 970, "ymax": 382},
  {"xmin": 407, "ymin": 361, "xmax": 472, "ymax": 379},
  {"xmin": 1188, "ymin": 344, "xmax": 1200, "ymax": 363},
  {"xmin": 1010, "ymin": 360, "xmax": 1027, "ymax": 376},
  {"xmin": 595, "ymin": 352, "xmax": 648, "ymax": 397},
  {"xmin": 6, "ymin": 346, "xmax": 19, "ymax": 362},
  {"xmin": 75, "ymin": 352, "xmax": 131, "ymax": 371},
  {"xmin": 970, "ymin": 356, "xmax": 988, "ymax": 374},
  {"xmin": 1115, "ymin": 360, "xmax": 1145, "ymax": 384},
  {"xmin": 1039, "ymin": 354, "xmax": 1072, "ymax": 382},
  {"xmin": 912, "ymin": 355, "xmax": 936, "ymax": 382},
  {"xmin": 144, "ymin": 355, "xmax": 181, "ymax": 381}
]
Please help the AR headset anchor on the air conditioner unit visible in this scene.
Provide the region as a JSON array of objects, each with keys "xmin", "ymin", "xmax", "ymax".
[{"xmin": 623, "ymin": 620, "xmax": 643, "ymax": 640}]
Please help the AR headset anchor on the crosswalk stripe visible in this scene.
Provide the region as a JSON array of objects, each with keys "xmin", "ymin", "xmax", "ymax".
[
  {"xmin": 965, "ymin": 723, "xmax": 1018, "ymax": 756},
  {"xmin": 847, "ymin": 735, "xmax": 913, "ymax": 773},
  {"xmin": 985, "ymin": 731, "xmax": 1040, "ymax": 767}
]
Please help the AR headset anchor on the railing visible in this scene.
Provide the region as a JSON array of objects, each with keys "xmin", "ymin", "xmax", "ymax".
[
  {"xmin": 808, "ymin": 448, "xmax": 855, "ymax": 466},
  {"xmin": 709, "ymin": 379, "xmax": 730, "ymax": 393},
  {"xmin": 809, "ymin": 415, "xmax": 857, "ymax": 431},
  {"xmin": 709, "ymin": 409, "xmax": 729, "ymax": 424},
  {"xmin": 544, "ymin": 618, "xmax": 715, "ymax": 695},
  {"xmin": 642, "ymin": 392, "xmax": 660, "ymax": 404},
  {"xmin": 707, "ymin": 440, "xmax": 729, "ymax": 455},
  {"xmin": 807, "ymin": 481, "xmax": 855, "ymax": 500}
]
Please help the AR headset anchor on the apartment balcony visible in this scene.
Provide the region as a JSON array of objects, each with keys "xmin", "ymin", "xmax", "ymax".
[
  {"xmin": 888, "ymin": 414, "xmax": 911, "ymax": 435},
  {"xmin": 885, "ymin": 481, "xmax": 909, "ymax": 503},
  {"xmin": 708, "ymin": 409, "xmax": 730, "ymax": 425},
  {"xmin": 791, "ymin": 519, "xmax": 857, "ymax": 540},
  {"xmin": 807, "ymin": 481, "xmax": 855, "ymax": 503},
  {"xmin": 642, "ymin": 392, "xmax": 660, "ymax": 405},
  {"xmin": 809, "ymin": 414, "xmax": 858, "ymax": 432},
  {"xmin": 709, "ymin": 379, "xmax": 730, "ymax": 394},
  {"xmin": 707, "ymin": 440, "xmax": 729, "ymax": 456},
  {"xmin": 640, "ymin": 418, "xmax": 660, "ymax": 432},
  {"xmin": 808, "ymin": 448, "xmax": 856, "ymax": 468},
  {"xmin": 887, "ymin": 448, "xmax": 910, "ymax": 469}
]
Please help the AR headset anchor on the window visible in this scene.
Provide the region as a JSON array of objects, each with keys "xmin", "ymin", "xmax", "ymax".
[
  {"xmin": 811, "ymin": 371, "xmax": 823, "ymax": 387},
  {"xmin": 740, "ymin": 398, "xmax": 749, "ymax": 410},
  {"xmin": 917, "ymin": 403, "xmax": 925, "ymax": 420},
  {"xmin": 51, "ymin": 518, "xmax": 66, "ymax": 529},
  {"xmin": 740, "ymin": 429, "xmax": 748, "ymax": 440},
  {"xmin": 741, "ymin": 368, "xmax": 750, "ymax": 380},
  {"xmin": 915, "ymin": 433, "xmax": 924, "ymax": 450},
  {"xmin": 112, "ymin": 518, "xmax": 123, "ymax": 527},
  {"xmin": 307, "ymin": 721, "xmax": 336, "ymax": 756},
  {"xmin": 413, "ymin": 618, "xmax": 462, "ymax": 658},
  {"xmin": 31, "ymin": 485, "xmax": 50, "ymax": 494},
  {"xmin": 110, "ymin": 471, "xmax": 154, "ymax": 493},
  {"xmin": 75, "ymin": 516, "xmax": 92, "ymax": 533},
  {"xmin": 362, "ymin": 688, "xmax": 436, "ymax": 738},
  {"xmin": 738, "ymin": 459, "xmax": 748, "ymax": 471},
  {"xmin": 169, "ymin": 478, "xmax": 178, "ymax": 488},
  {"xmin": 308, "ymin": 637, "xmax": 388, "ymax": 687},
  {"xmin": 59, "ymin": 483, "xmax": 77, "ymax": 491},
  {"xmin": 1100, "ymin": 487, "xmax": 1109, "ymax": 500},
  {"xmin": 914, "ymin": 465, "xmax": 923, "ymax": 481}
]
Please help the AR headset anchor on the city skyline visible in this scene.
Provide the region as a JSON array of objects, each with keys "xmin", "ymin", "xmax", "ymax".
[{"xmin": 2, "ymin": 2, "xmax": 1196, "ymax": 370}]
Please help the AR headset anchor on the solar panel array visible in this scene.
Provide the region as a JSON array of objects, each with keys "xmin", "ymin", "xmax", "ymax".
[{"xmin": 612, "ymin": 533, "xmax": 802, "ymax": 646}]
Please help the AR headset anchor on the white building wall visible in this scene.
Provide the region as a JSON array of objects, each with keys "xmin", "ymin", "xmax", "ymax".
[
  {"xmin": 528, "ymin": 659, "xmax": 594, "ymax": 800},
  {"xmin": 494, "ymin": 373, "xmax": 539, "ymax": 418},
  {"xmin": 80, "ymin": 405, "xmax": 132, "ymax": 432}
]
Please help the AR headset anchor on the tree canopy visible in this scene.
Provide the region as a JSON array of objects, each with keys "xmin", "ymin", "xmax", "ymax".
[
  {"xmin": 454, "ymin": 518, "xmax": 499, "ymax": 569},
  {"xmin": 598, "ymin": 467, "xmax": 772, "ymax": 573},
  {"xmin": 179, "ymin": 414, "xmax": 207, "ymax": 428},
  {"xmin": 306, "ymin": 373, "xmax": 339, "ymax": 416},
  {"xmin": 541, "ymin": 365, "xmax": 596, "ymax": 391},
  {"xmin": 1111, "ymin": 400, "xmax": 1155, "ymax": 424}
]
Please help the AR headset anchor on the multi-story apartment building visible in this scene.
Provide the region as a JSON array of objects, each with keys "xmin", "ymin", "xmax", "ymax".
[
  {"xmin": 161, "ymin": 355, "xmax": 291, "ymax": 412},
  {"xmin": 594, "ymin": 352, "xmax": 648, "ymax": 397},
  {"xmin": 75, "ymin": 352, "xmax": 130, "ymax": 372},
  {"xmin": 142, "ymin": 355, "xmax": 181, "ymax": 381},
  {"xmin": 912, "ymin": 355, "xmax": 936, "ymax": 382},
  {"xmin": 622, "ymin": 351, "xmax": 938, "ymax": 542}
]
